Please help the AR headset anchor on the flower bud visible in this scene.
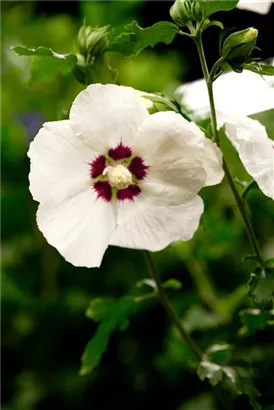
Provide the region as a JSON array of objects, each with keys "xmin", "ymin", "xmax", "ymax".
[
  {"xmin": 77, "ymin": 25, "xmax": 109, "ymax": 60},
  {"xmin": 192, "ymin": 2, "xmax": 203, "ymax": 21},
  {"xmin": 170, "ymin": 0, "xmax": 202, "ymax": 27},
  {"xmin": 221, "ymin": 27, "xmax": 258, "ymax": 66}
]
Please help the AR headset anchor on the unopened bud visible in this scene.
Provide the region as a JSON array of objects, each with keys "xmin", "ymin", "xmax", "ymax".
[
  {"xmin": 221, "ymin": 27, "xmax": 258, "ymax": 66},
  {"xmin": 77, "ymin": 25, "xmax": 109, "ymax": 59},
  {"xmin": 192, "ymin": 2, "xmax": 203, "ymax": 21},
  {"xmin": 170, "ymin": 0, "xmax": 202, "ymax": 27}
]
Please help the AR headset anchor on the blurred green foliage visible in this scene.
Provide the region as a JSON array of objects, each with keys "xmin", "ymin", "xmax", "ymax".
[{"xmin": 1, "ymin": 1, "xmax": 274, "ymax": 410}]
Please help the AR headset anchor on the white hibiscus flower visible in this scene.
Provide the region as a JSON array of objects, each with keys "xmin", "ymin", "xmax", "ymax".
[
  {"xmin": 237, "ymin": 0, "xmax": 273, "ymax": 14},
  {"xmin": 177, "ymin": 62, "xmax": 274, "ymax": 119},
  {"xmin": 28, "ymin": 84, "xmax": 224, "ymax": 268},
  {"xmin": 217, "ymin": 113, "xmax": 274, "ymax": 200},
  {"xmin": 176, "ymin": 58, "xmax": 274, "ymax": 201}
]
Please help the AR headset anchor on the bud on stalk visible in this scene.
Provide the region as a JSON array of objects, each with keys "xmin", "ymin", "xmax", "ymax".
[
  {"xmin": 170, "ymin": 0, "xmax": 202, "ymax": 27},
  {"xmin": 221, "ymin": 27, "xmax": 258, "ymax": 66},
  {"xmin": 77, "ymin": 25, "xmax": 109, "ymax": 61}
]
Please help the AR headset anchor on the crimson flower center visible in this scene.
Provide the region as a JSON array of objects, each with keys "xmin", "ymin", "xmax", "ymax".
[{"xmin": 89, "ymin": 142, "xmax": 149, "ymax": 202}]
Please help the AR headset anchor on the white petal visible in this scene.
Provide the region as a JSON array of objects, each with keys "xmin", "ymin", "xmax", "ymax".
[
  {"xmin": 139, "ymin": 178, "xmax": 198, "ymax": 206},
  {"xmin": 178, "ymin": 67, "xmax": 274, "ymax": 119},
  {"xmin": 202, "ymin": 138, "xmax": 224, "ymax": 187},
  {"xmin": 70, "ymin": 84, "xmax": 149, "ymax": 152},
  {"xmin": 37, "ymin": 190, "xmax": 116, "ymax": 268},
  {"xmin": 237, "ymin": 0, "xmax": 273, "ymax": 14},
  {"xmin": 28, "ymin": 120, "xmax": 95, "ymax": 206},
  {"xmin": 110, "ymin": 196, "xmax": 204, "ymax": 251},
  {"xmin": 224, "ymin": 116, "xmax": 274, "ymax": 199},
  {"xmin": 133, "ymin": 112, "xmax": 206, "ymax": 204}
]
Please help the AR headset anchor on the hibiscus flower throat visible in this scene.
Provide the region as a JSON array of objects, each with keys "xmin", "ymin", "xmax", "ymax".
[{"xmin": 90, "ymin": 142, "xmax": 149, "ymax": 202}]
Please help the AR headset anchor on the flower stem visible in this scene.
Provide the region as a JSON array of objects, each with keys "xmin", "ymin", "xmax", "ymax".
[
  {"xmin": 195, "ymin": 32, "xmax": 262, "ymax": 263},
  {"xmin": 241, "ymin": 179, "xmax": 256, "ymax": 198},
  {"xmin": 222, "ymin": 161, "xmax": 262, "ymax": 259},
  {"xmin": 144, "ymin": 251, "xmax": 234, "ymax": 409},
  {"xmin": 144, "ymin": 250, "xmax": 203, "ymax": 361}
]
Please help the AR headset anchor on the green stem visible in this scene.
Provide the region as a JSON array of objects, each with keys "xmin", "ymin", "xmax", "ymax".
[
  {"xmin": 195, "ymin": 32, "xmax": 262, "ymax": 263},
  {"xmin": 144, "ymin": 251, "xmax": 203, "ymax": 361},
  {"xmin": 195, "ymin": 33, "xmax": 219, "ymax": 145},
  {"xmin": 178, "ymin": 30, "xmax": 194, "ymax": 39},
  {"xmin": 223, "ymin": 161, "xmax": 262, "ymax": 259},
  {"xmin": 241, "ymin": 179, "xmax": 256, "ymax": 198},
  {"xmin": 144, "ymin": 251, "xmax": 234, "ymax": 409}
]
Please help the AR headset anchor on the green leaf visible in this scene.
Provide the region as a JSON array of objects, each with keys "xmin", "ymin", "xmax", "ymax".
[
  {"xmin": 11, "ymin": 46, "xmax": 77, "ymax": 66},
  {"xmin": 29, "ymin": 55, "xmax": 73, "ymax": 85},
  {"xmin": 198, "ymin": 1, "xmax": 239, "ymax": 19},
  {"xmin": 248, "ymin": 267, "xmax": 274, "ymax": 308},
  {"xmin": 110, "ymin": 21, "xmax": 180, "ymax": 57},
  {"xmin": 243, "ymin": 63, "xmax": 274, "ymax": 76},
  {"xmin": 251, "ymin": 109, "xmax": 274, "ymax": 139},
  {"xmin": 198, "ymin": 361, "xmax": 227, "ymax": 386},
  {"xmin": 202, "ymin": 19, "xmax": 224, "ymax": 32},
  {"xmin": 230, "ymin": 366, "xmax": 261, "ymax": 410},
  {"xmin": 240, "ymin": 308, "xmax": 274, "ymax": 334},
  {"xmin": 11, "ymin": 46, "xmax": 79, "ymax": 85},
  {"xmin": 221, "ymin": 60, "xmax": 273, "ymax": 77},
  {"xmin": 162, "ymin": 278, "xmax": 182, "ymax": 290},
  {"xmin": 80, "ymin": 297, "xmax": 138, "ymax": 375},
  {"xmin": 85, "ymin": 298, "xmax": 116, "ymax": 322},
  {"xmin": 139, "ymin": 92, "xmax": 182, "ymax": 114},
  {"xmin": 197, "ymin": 361, "xmax": 261, "ymax": 410}
]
